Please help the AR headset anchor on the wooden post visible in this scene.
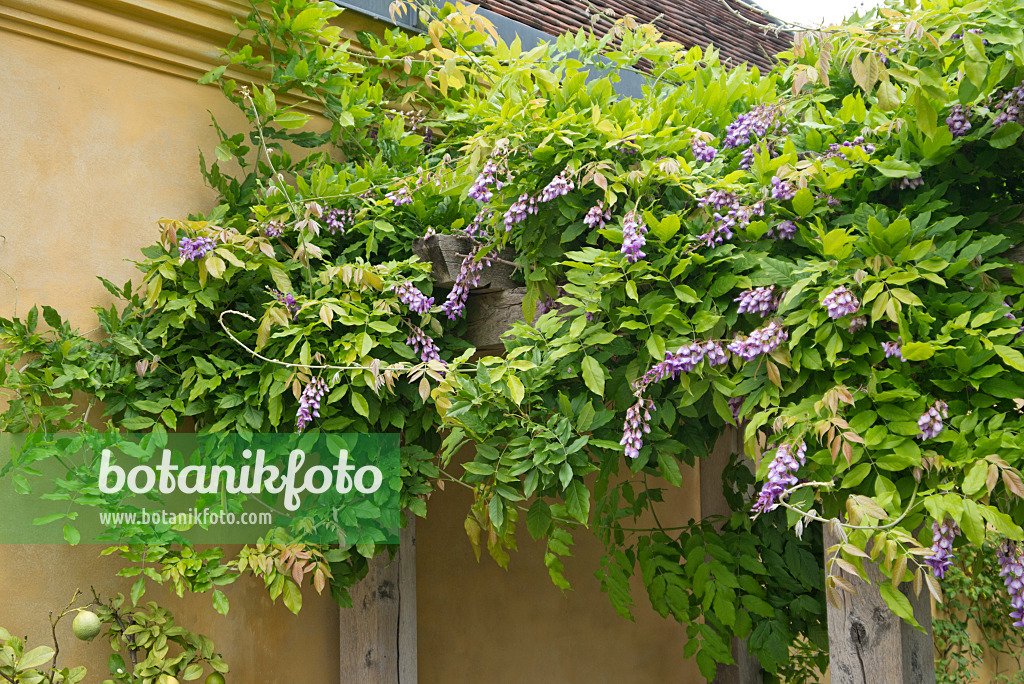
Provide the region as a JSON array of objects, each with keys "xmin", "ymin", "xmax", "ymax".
[
  {"xmin": 339, "ymin": 513, "xmax": 417, "ymax": 683},
  {"xmin": 823, "ymin": 526, "xmax": 935, "ymax": 684},
  {"xmin": 700, "ymin": 429, "xmax": 763, "ymax": 684}
]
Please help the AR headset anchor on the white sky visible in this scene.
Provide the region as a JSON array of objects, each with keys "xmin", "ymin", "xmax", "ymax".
[{"xmin": 753, "ymin": 0, "xmax": 885, "ymax": 26}]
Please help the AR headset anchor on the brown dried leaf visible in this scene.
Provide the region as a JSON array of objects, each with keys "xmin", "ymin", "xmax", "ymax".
[{"xmin": 1003, "ymin": 469, "xmax": 1024, "ymax": 498}]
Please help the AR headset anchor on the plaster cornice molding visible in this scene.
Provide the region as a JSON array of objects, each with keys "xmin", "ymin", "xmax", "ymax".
[{"xmin": 0, "ymin": 0, "xmax": 378, "ymax": 83}]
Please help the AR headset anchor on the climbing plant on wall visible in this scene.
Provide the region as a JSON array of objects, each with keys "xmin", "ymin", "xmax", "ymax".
[{"xmin": 5, "ymin": 0, "xmax": 1024, "ymax": 679}]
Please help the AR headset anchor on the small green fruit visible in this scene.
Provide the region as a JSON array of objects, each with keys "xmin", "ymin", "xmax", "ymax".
[
  {"xmin": 72, "ymin": 611, "xmax": 102, "ymax": 642},
  {"xmin": 205, "ymin": 673, "xmax": 226, "ymax": 684}
]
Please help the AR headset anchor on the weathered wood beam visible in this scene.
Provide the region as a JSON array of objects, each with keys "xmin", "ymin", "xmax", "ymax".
[
  {"xmin": 823, "ymin": 526, "xmax": 935, "ymax": 684},
  {"xmin": 339, "ymin": 513, "xmax": 417, "ymax": 683},
  {"xmin": 411, "ymin": 234, "xmax": 518, "ymax": 292},
  {"xmin": 701, "ymin": 429, "xmax": 763, "ymax": 684}
]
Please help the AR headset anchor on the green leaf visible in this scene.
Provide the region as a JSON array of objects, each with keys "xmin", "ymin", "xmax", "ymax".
[
  {"xmin": 878, "ymin": 584, "xmax": 920, "ymax": 629},
  {"xmin": 960, "ymin": 499, "xmax": 986, "ymax": 546},
  {"xmin": 291, "ymin": 7, "xmax": 323, "ymax": 33},
  {"xmin": 350, "ymin": 391, "xmax": 370, "ymax": 418},
  {"xmin": 792, "ymin": 188, "xmax": 814, "ymax": 216},
  {"xmin": 900, "ymin": 342, "xmax": 933, "ymax": 361},
  {"xmin": 581, "ymin": 356, "xmax": 605, "ymax": 396},
  {"xmin": 565, "ymin": 480, "xmax": 590, "ymax": 523},
  {"xmin": 63, "ymin": 524, "xmax": 80, "ymax": 546},
  {"xmin": 876, "ymin": 80, "xmax": 901, "ymax": 111},
  {"xmin": 275, "ymin": 111, "xmax": 312, "ymax": 129},
  {"xmin": 991, "ymin": 122, "xmax": 1023, "ymax": 149},
  {"xmin": 995, "ymin": 345, "xmax": 1024, "ymax": 371},
  {"xmin": 131, "ymin": 577, "xmax": 145, "ymax": 605},
  {"xmin": 212, "ymin": 589, "xmax": 229, "ymax": 615},
  {"xmin": 657, "ymin": 452, "xmax": 683, "ymax": 487},
  {"xmin": 526, "ymin": 499, "xmax": 552, "ymax": 539},
  {"xmin": 874, "ymin": 159, "xmax": 916, "ymax": 178},
  {"xmin": 19, "ymin": 646, "xmax": 55, "ymax": 670},
  {"xmin": 108, "ymin": 654, "xmax": 127, "ymax": 676},
  {"xmin": 282, "ymin": 580, "xmax": 302, "ymax": 614},
  {"xmin": 962, "ymin": 461, "xmax": 988, "ymax": 496}
]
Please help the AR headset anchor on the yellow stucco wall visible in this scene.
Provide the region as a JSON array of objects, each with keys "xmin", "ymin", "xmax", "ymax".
[
  {"xmin": 0, "ymin": 3, "xmax": 707, "ymax": 683},
  {"xmin": 3, "ymin": 3, "xmax": 1014, "ymax": 684}
]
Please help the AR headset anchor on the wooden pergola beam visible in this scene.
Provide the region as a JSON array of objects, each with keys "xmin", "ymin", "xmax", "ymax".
[
  {"xmin": 822, "ymin": 526, "xmax": 935, "ymax": 684},
  {"xmin": 339, "ymin": 514, "xmax": 417, "ymax": 683}
]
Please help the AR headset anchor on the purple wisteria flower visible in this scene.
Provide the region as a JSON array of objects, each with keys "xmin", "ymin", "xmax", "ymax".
[
  {"xmin": 946, "ymin": 105, "xmax": 972, "ymax": 139},
  {"xmin": 998, "ymin": 541, "xmax": 1024, "ymax": 627},
  {"xmin": 704, "ymin": 341, "xmax": 729, "ymax": 366},
  {"xmin": 538, "ymin": 171, "xmax": 575, "ymax": 203},
  {"xmin": 723, "ymin": 104, "xmax": 784, "ymax": 149},
  {"xmin": 620, "ymin": 397, "xmax": 654, "ymax": 459},
  {"xmin": 465, "ymin": 208, "xmax": 493, "ymax": 238},
  {"xmin": 621, "ymin": 211, "xmax": 648, "ymax": 263},
  {"xmin": 727, "ymin": 321, "xmax": 788, "ymax": 361},
  {"xmin": 899, "ymin": 175, "xmax": 924, "ymax": 191},
  {"xmin": 728, "ymin": 396, "xmax": 744, "ymax": 423},
  {"xmin": 441, "ymin": 247, "xmax": 486, "ymax": 320},
  {"xmin": 917, "ymin": 400, "xmax": 948, "ymax": 440},
  {"xmin": 392, "ymin": 281, "xmax": 434, "ymax": 314},
  {"xmin": 771, "ymin": 176, "xmax": 795, "ymax": 201},
  {"xmin": 386, "ymin": 186, "xmax": 414, "ymax": 206},
  {"xmin": 296, "ymin": 377, "xmax": 328, "ymax": 432},
  {"xmin": 179, "ymin": 236, "xmax": 217, "ymax": 262},
  {"xmin": 822, "ymin": 286, "xmax": 860, "ymax": 319},
  {"xmin": 752, "ymin": 441, "xmax": 807, "ymax": 513},
  {"xmin": 692, "ymin": 138, "xmax": 717, "ymax": 162},
  {"xmin": 883, "ymin": 339, "xmax": 904, "ymax": 360},
  {"xmin": 994, "ymin": 81, "xmax": 1024, "ymax": 127},
  {"xmin": 468, "ymin": 159, "xmax": 502, "ymax": 202},
  {"xmin": 407, "ymin": 326, "xmax": 445, "ymax": 365},
  {"xmin": 924, "ymin": 518, "xmax": 960, "ymax": 579},
  {"xmin": 824, "ymin": 135, "xmax": 876, "ymax": 159},
  {"xmin": 735, "ymin": 286, "xmax": 778, "ymax": 317},
  {"xmin": 325, "ymin": 208, "xmax": 354, "ymax": 234},
  {"xmin": 504, "ymin": 193, "xmax": 538, "ymax": 230},
  {"xmin": 697, "ymin": 192, "xmax": 765, "ymax": 247},
  {"xmin": 767, "ymin": 220, "xmax": 797, "ymax": 240},
  {"xmin": 584, "ymin": 201, "xmax": 612, "ymax": 230},
  {"xmin": 269, "ymin": 288, "xmax": 299, "ymax": 319},
  {"xmin": 848, "ymin": 316, "xmax": 867, "ymax": 332},
  {"xmin": 262, "ymin": 221, "xmax": 283, "ymax": 238}
]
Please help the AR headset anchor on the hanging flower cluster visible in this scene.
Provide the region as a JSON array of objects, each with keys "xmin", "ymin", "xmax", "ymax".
[
  {"xmin": 325, "ymin": 208, "xmax": 355, "ymax": 234},
  {"xmin": 465, "ymin": 208, "xmax": 493, "ymax": 238},
  {"xmin": 296, "ymin": 377, "xmax": 328, "ymax": 431},
  {"xmin": 441, "ymin": 246, "xmax": 487, "ymax": 320},
  {"xmin": 946, "ymin": 105, "xmax": 972, "ymax": 139},
  {"xmin": 392, "ymin": 281, "xmax": 434, "ymax": 314},
  {"xmin": 620, "ymin": 397, "xmax": 654, "ymax": 459},
  {"xmin": 848, "ymin": 316, "xmax": 867, "ymax": 332},
  {"xmin": 269, "ymin": 288, "xmax": 299, "ymax": 319},
  {"xmin": 407, "ymin": 326, "xmax": 444, "ymax": 365},
  {"xmin": 735, "ymin": 286, "xmax": 778, "ymax": 317},
  {"xmin": 918, "ymin": 400, "xmax": 949, "ymax": 440},
  {"xmin": 770, "ymin": 176, "xmax": 795, "ymax": 201},
  {"xmin": 998, "ymin": 541, "xmax": 1024, "ymax": 627},
  {"xmin": 822, "ymin": 286, "xmax": 860, "ymax": 319},
  {"xmin": 883, "ymin": 339, "xmax": 904, "ymax": 360},
  {"xmin": 691, "ymin": 137, "xmax": 717, "ymax": 162},
  {"xmin": 723, "ymin": 103, "xmax": 785, "ymax": 148},
  {"xmin": 621, "ymin": 211, "xmax": 648, "ymax": 263},
  {"xmin": 583, "ymin": 201, "xmax": 612, "ymax": 230},
  {"xmin": 468, "ymin": 158, "xmax": 505, "ymax": 202},
  {"xmin": 538, "ymin": 170, "xmax": 575, "ymax": 202},
  {"xmin": 179, "ymin": 236, "xmax": 217, "ymax": 262},
  {"xmin": 504, "ymin": 193, "xmax": 538, "ymax": 230},
  {"xmin": 262, "ymin": 221, "xmax": 283, "ymax": 238},
  {"xmin": 925, "ymin": 518, "xmax": 960, "ymax": 578},
  {"xmin": 727, "ymin": 321, "xmax": 788, "ymax": 361},
  {"xmin": 767, "ymin": 220, "xmax": 797, "ymax": 240},
  {"xmin": 752, "ymin": 441, "xmax": 808, "ymax": 513},
  {"xmin": 994, "ymin": 80, "xmax": 1024, "ymax": 127},
  {"xmin": 697, "ymin": 191, "xmax": 765, "ymax": 246}
]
